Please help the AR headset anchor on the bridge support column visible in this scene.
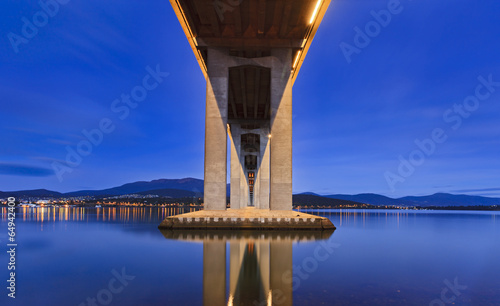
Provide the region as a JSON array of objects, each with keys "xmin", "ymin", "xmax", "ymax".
[
  {"xmin": 204, "ymin": 48, "xmax": 293, "ymax": 211},
  {"xmin": 257, "ymin": 127, "xmax": 270, "ymax": 209},
  {"xmin": 270, "ymin": 49, "xmax": 293, "ymax": 211},
  {"xmin": 204, "ymin": 48, "xmax": 229, "ymax": 210},
  {"xmin": 229, "ymin": 124, "xmax": 244, "ymax": 209}
]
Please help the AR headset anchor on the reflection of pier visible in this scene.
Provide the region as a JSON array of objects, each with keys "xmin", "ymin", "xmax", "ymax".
[{"xmin": 161, "ymin": 230, "xmax": 334, "ymax": 305}]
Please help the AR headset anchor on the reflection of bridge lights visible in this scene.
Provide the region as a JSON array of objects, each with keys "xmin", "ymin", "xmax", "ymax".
[{"xmin": 248, "ymin": 242, "xmax": 255, "ymax": 254}]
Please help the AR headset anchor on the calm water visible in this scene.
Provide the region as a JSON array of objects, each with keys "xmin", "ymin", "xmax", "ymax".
[{"xmin": 1, "ymin": 207, "xmax": 499, "ymax": 305}]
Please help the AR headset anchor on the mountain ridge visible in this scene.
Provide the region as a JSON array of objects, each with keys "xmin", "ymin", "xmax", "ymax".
[{"xmin": 2, "ymin": 179, "xmax": 499, "ymax": 207}]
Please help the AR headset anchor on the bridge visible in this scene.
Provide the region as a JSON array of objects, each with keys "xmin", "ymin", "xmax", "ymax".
[{"xmin": 160, "ymin": 0, "xmax": 335, "ymax": 229}]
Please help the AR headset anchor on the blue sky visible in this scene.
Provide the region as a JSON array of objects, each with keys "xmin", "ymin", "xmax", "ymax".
[{"xmin": 1, "ymin": 0, "xmax": 499, "ymax": 198}]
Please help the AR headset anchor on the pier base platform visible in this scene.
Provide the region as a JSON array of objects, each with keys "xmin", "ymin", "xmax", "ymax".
[{"xmin": 158, "ymin": 208, "xmax": 335, "ymax": 230}]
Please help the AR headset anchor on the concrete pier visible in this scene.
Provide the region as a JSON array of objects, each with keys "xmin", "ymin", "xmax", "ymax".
[{"xmin": 163, "ymin": 0, "xmax": 333, "ymax": 230}]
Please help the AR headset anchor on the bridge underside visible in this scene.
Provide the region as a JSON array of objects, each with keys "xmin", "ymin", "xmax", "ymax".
[
  {"xmin": 169, "ymin": 0, "xmax": 331, "ymax": 212},
  {"xmin": 172, "ymin": 0, "xmax": 329, "ymax": 75}
]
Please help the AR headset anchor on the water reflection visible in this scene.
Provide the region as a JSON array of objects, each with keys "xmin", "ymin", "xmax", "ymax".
[
  {"xmin": 160, "ymin": 230, "xmax": 334, "ymax": 306},
  {"xmin": 302, "ymin": 209, "xmax": 412, "ymax": 228},
  {"xmin": 1, "ymin": 206, "xmax": 201, "ymax": 224},
  {"xmin": 2, "ymin": 207, "xmax": 498, "ymax": 305},
  {"xmin": 2, "ymin": 207, "xmax": 431, "ymax": 228},
  {"xmin": 302, "ymin": 208, "xmax": 491, "ymax": 228}
]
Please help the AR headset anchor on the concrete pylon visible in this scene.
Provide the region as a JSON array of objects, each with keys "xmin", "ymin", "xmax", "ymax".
[
  {"xmin": 204, "ymin": 48, "xmax": 229, "ymax": 211},
  {"xmin": 168, "ymin": 0, "xmax": 333, "ymax": 217},
  {"xmin": 269, "ymin": 49, "xmax": 293, "ymax": 211},
  {"xmin": 229, "ymin": 124, "xmax": 243, "ymax": 210},
  {"xmin": 257, "ymin": 127, "xmax": 270, "ymax": 210},
  {"xmin": 203, "ymin": 48, "xmax": 293, "ymax": 211}
]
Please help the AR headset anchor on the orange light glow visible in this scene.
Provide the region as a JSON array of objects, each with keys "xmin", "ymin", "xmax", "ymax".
[
  {"xmin": 310, "ymin": 0, "xmax": 322, "ymax": 24},
  {"xmin": 293, "ymin": 51, "xmax": 302, "ymax": 69}
]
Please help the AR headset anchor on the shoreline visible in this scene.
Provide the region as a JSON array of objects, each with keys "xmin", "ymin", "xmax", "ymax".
[{"xmin": 5, "ymin": 203, "xmax": 500, "ymax": 211}]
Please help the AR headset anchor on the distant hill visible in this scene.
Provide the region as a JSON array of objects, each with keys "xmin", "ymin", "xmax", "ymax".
[
  {"xmin": 0, "ymin": 189, "xmax": 63, "ymax": 198},
  {"xmin": 293, "ymin": 194, "xmax": 370, "ymax": 208},
  {"xmin": 1, "ymin": 179, "xmax": 499, "ymax": 208},
  {"xmin": 136, "ymin": 188, "xmax": 198, "ymax": 198},
  {"xmin": 399, "ymin": 193, "xmax": 500, "ymax": 207},
  {"xmin": 64, "ymin": 178, "xmax": 204, "ymax": 197},
  {"xmin": 325, "ymin": 193, "xmax": 405, "ymax": 206},
  {"xmin": 298, "ymin": 192, "xmax": 321, "ymax": 196},
  {"xmin": 0, "ymin": 178, "xmax": 204, "ymax": 199},
  {"xmin": 322, "ymin": 193, "xmax": 500, "ymax": 207}
]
